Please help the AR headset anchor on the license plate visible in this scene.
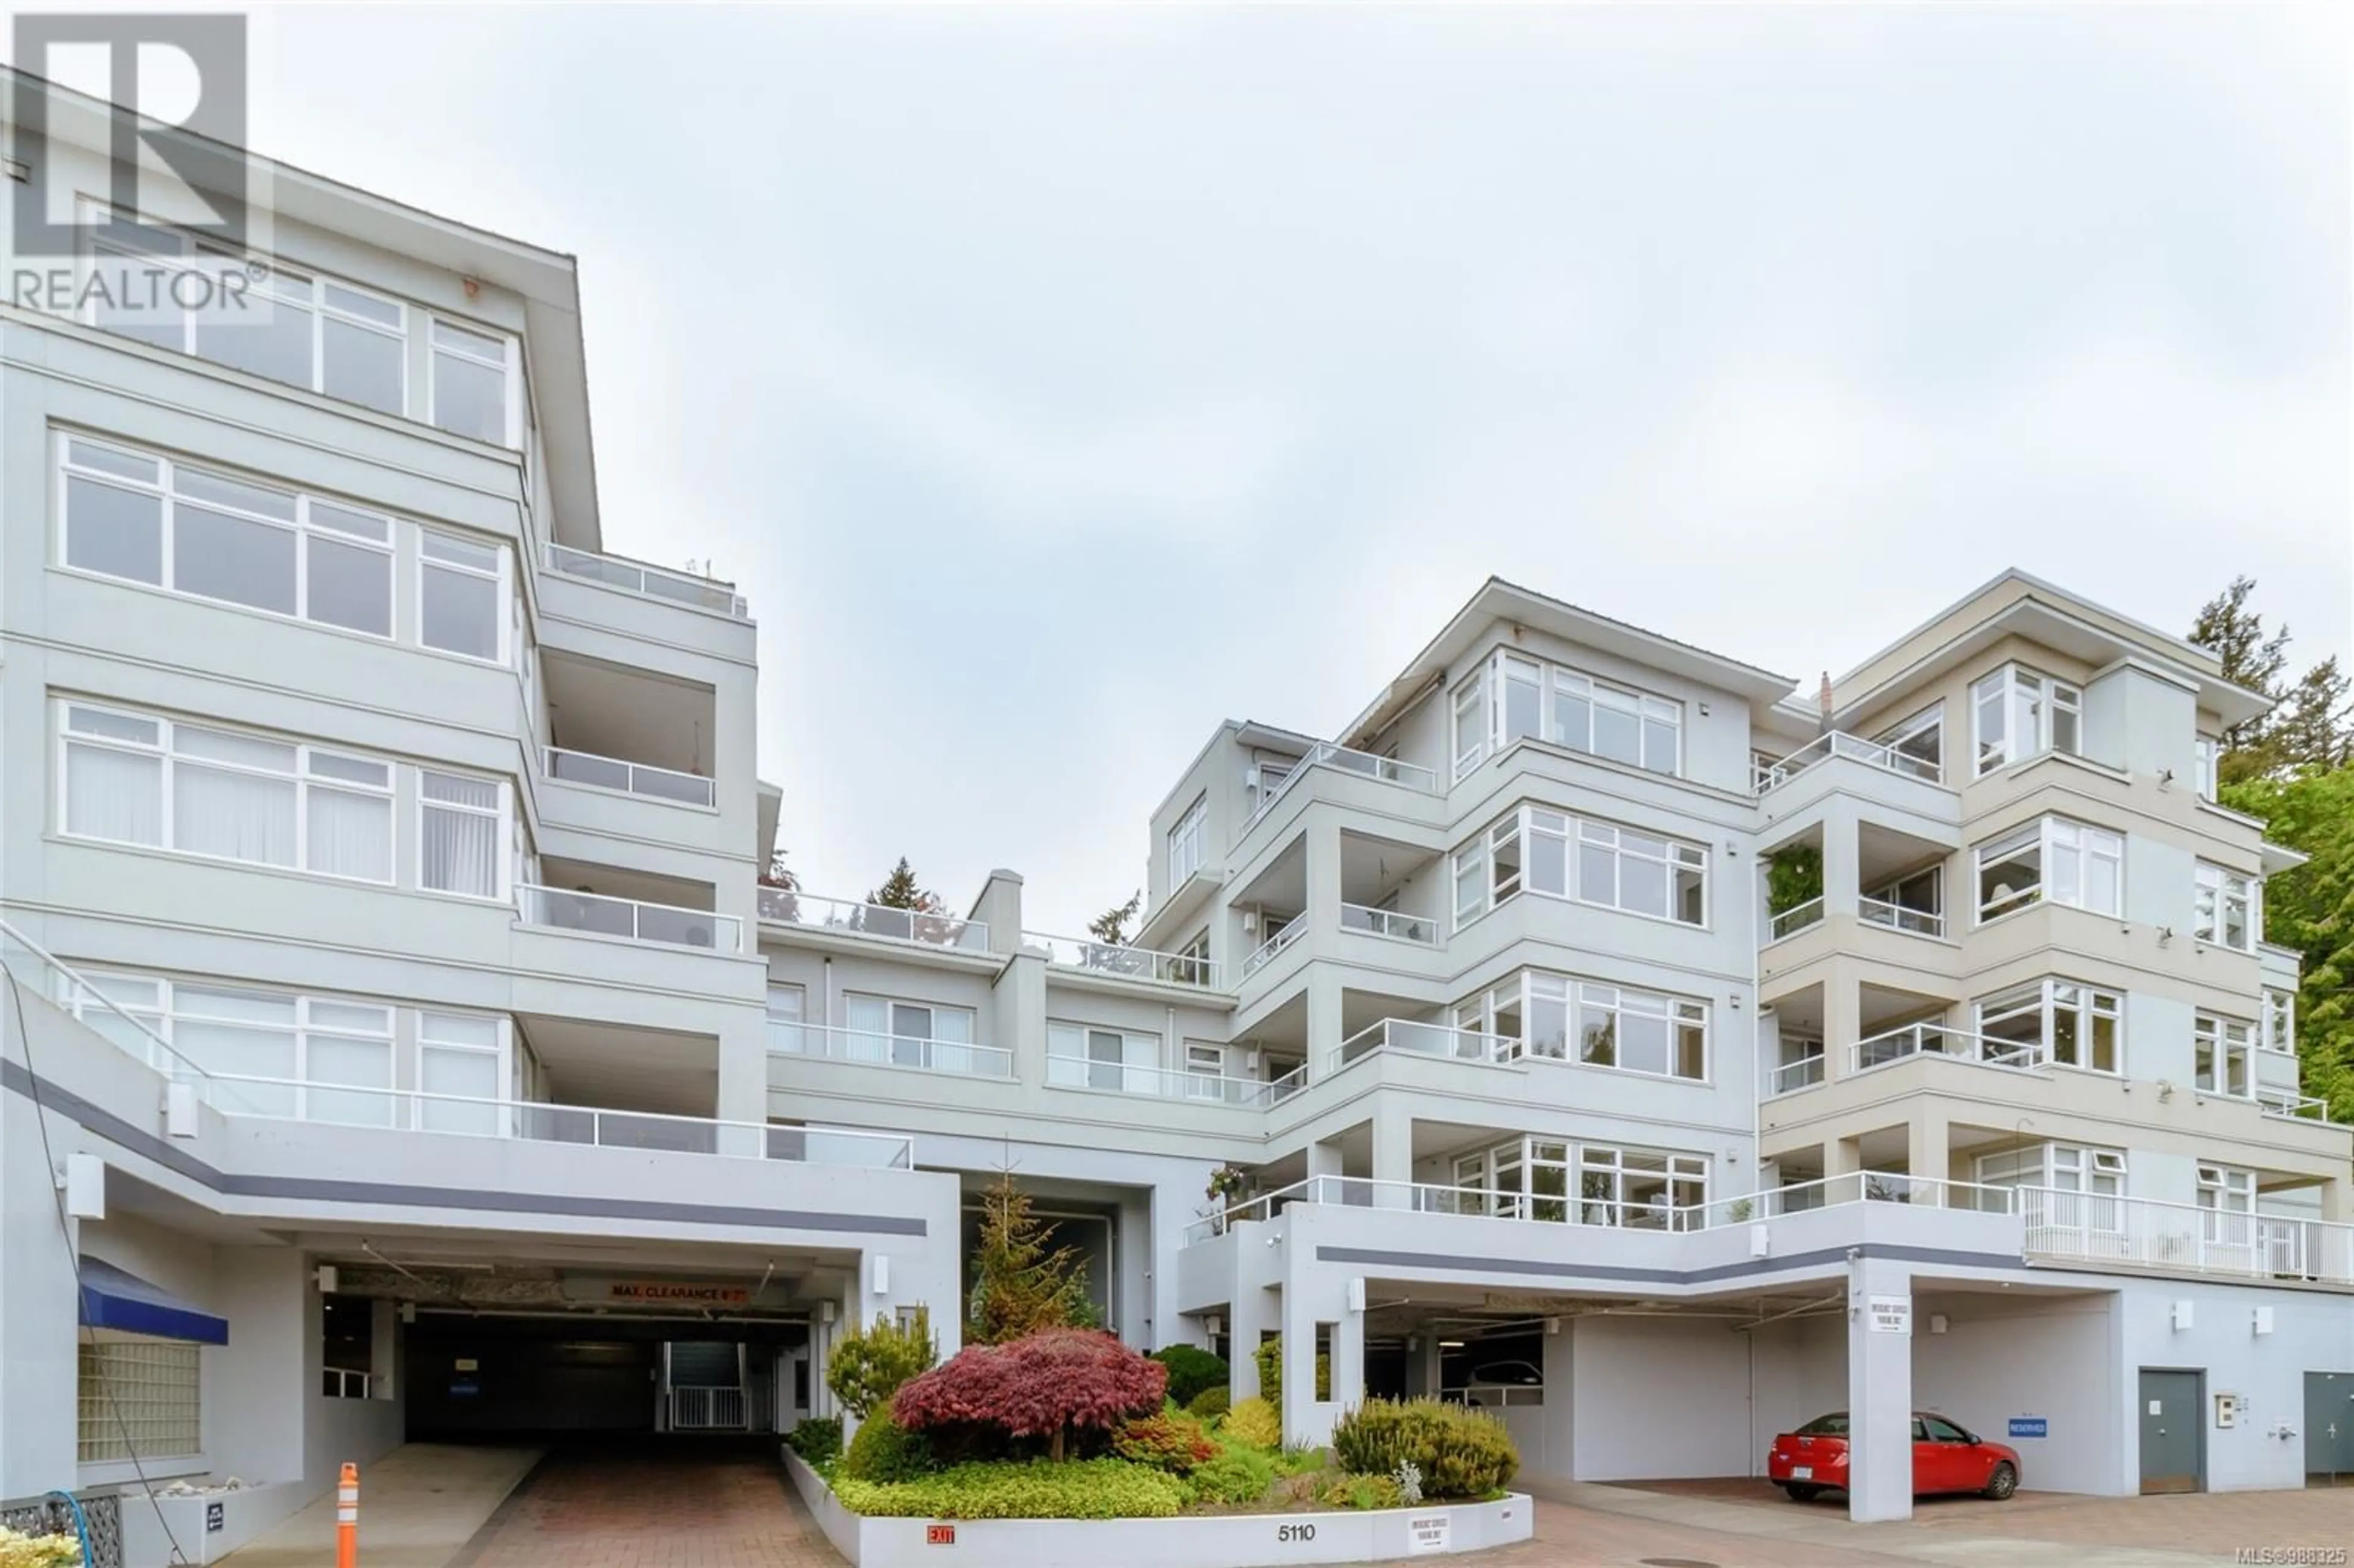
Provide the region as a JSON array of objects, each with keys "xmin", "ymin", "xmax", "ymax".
[{"xmin": 1792, "ymin": 1466, "xmax": 1813, "ymax": 1480}]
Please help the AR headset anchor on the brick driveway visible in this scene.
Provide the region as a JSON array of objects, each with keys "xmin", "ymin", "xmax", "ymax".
[{"xmin": 451, "ymin": 1439, "xmax": 836, "ymax": 1568}]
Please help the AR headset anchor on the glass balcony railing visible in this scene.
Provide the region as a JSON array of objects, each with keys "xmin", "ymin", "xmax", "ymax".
[
  {"xmin": 1023, "ymin": 931, "xmax": 1217, "ymax": 987},
  {"xmin": 546, "ymin": 544, "xmax": 748, "ymax": 618},
  {"xmin": 516, "ymin": 884, "xmax": 741, "ymax": 951},
  {"xmin": 756, "ymin": 889, "xmax": 990, "ymax": 953},
  {"xmin": 1753, "ymin": 731, "xmax": 1944, "ymax": 794},
  {"xmin": 1240, "ymin": 916, "xmax": 1306, "ymax": 978},
  {"xmin": 1851, "ymin": 1022, "xmax": 2041, "ymax": 1075},
  {"xmin": 544, "ymin": 746, "xmax": 715, "ymax": 809},
  {"xmin": 1339, "ymin": 903, "xmax": 1440, "ymax": 945},
  {"xmin": 1328, "ymin": 1019, "xmax": 1514, "ymax": 1074},
  {"xmin": 1236, "ymin": 743, "xmax": 1442, "ymax": 843},
  {"xmin": 768, "ymin": 1021, "xmax": 1013, "ymax": 1078}
]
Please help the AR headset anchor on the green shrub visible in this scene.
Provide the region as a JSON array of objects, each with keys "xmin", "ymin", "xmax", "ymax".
[
  {"xmin": 1330, "ymin": 1398, "xmax": 1518, "ymax": 1498},
  {"xmin": 1187, "ymin": 1384, "xmax": 1232, "ymax": 1420},
  {"xmin": 1181, "ymin": 1442, "xmax": 1275, "ymax": 1507},
  {"xmin": 828, "ymin": 1307, "xmax": 937, "ymax": 1420},
  {"xmin": 785, "ymin": 1416, "xmax": 843, "ymax": 1465},
  {"xmin": 0, "ymin": 1529, "xmax": 84, "ymax": 1568},
  {"xmin": 1254, "ymin": 1338, "xmax": 1329, "ymax": 1410},
  {"xmin": 1149, "ymin": 1344, "xmax": 1230, "ymax": 1407},
  {"xmin": 842, "ymin": 1410, "xmax": 936, "ymax": 1483},
  {"xmin": 1273, "ymin": 1443, "xmax": 1327, "ymax": 1477},
  {"xmin": 1224, "ymin": 1395, "xmax": 1281, "ymax": 1449},
  {"xmin": 835, "ymin": 1458, "xmax": 1183, "ymax": 1519},
  {"xmin": 1111, "ymin": 1409, "xmax": 1216, "ymax": 1474},
  {"xmin": 1322, "ymin": 1473, "xmax": 1404, "ymax": 1510}
]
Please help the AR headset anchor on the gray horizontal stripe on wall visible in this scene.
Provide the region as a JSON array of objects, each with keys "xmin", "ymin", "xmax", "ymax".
[
  {"xmin": 1316, "ymin": 1239, "xmax": 2024, "ymax": 1285},
  {"xmin": 2, "ymin": 1059, "xmax": 925, "ymax": 1236}
]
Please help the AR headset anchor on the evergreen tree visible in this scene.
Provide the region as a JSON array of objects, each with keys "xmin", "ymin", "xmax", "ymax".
[
  {"xmin": 2220, "ymin": 766, "xmax": 2354, "ymax": 1125},
  {"xmin": 1087, "ymin": 891, "xmax": 1142, "ymax": 946},
  {"xmin": 869, "ymin": 857, "xmax": 939, "ymax": 911},
  {"xmin": 966, "ymin": 1171, "xmax": 1092, "ymax": 1345},
  {"xmin": 2186, "ymin": 577, "xmax": 2353, "ymax": 782}
]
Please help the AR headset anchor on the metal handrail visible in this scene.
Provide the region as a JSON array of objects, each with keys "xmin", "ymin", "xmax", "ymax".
[
  {"xmin": 770, "ymin": 1022, "xmax": 1014, "ymax": 1078},
  {"xmin": 516, "ymin": 884, "xmax": 742, "ymax": 951},
  {"xmin": 1753, "ymin": 731, "xmax": 1945, "ymax": 794},
  {"xmin": 1044, "ymin": 1059, "xmax": 1272, "ymax": 1106},
  {"xmin": 1328, "ymin": 1019, "xmax": 1515, "ymax": 1073},
  {"xmin": 1239, "ymin": 916, "xmax": 1305, "ymax": 978},
  {"xmin": 2020, "ymin": 1185, "xmax": 2351, "ymax": 1286},
  {"xmin": 756, "ymin": 889, "xmax": 990, "ymax": 953},
  {"xmin": 1766, "ymin": 897, "xmax": 1825, "ymax": 942},
  {"xmin": 1859, "ymin": 896, "xmax": 1945, "ymax": 938},
  {"xmin": 1023, "ymin": 931, "xmax": 1218, "ymax": 988},
  {"xmin": 1235, "ymin": 743, "xmax": 1442, "ymax": 843},
  {"xmin": 1767, "ymin": 1054, "xmax": 1826, "ymax": 1095},
  {"xmin": 544, "ymin": 745, "xmax": 715, "ymax": 809},
  {"xmin": 0, "ymin": 915, "xmax": 213, "ymax": 1081},
  {"xmin": 545, "ymin": 543, "xmax": 748, "ymax": 618},
  {"xmin": 1339, "ymin": 903, "xmax": 1441, "ymax": 945},
  {"xmin": 1851, "ymin": 1022, "xmax": 2043, "ymax": 1075}
]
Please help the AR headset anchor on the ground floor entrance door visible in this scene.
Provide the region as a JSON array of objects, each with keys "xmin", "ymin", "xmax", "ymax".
[
  {"xmin": 2138, "ymin": 1368, "xmax": 2204, "ymax": 1494},
  {"xmin": 2307, "ymin": 1371, "xmax": 2354, "ymax": 1485}
]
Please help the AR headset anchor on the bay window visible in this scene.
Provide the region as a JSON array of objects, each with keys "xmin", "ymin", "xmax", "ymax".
[
  {"xmin": 61, "ymin": 703, "xmax": 395, "ymax": 884},
  {"xmin": 1452, "ymin": 805, "xmax": 1706, "ymax": 927},
  {"xmin": 430, "ymin": 318, "xmax": 514, "ymax": 444},
  {"xmin": 1975, "ymin": 978, "xmax": 2119, "ymax": 1072},
  {"xmin": 1457, "ymin": 971, "xmax": 1706, "ymax": 1079},
  {"xmin": 1973, "ymin": 816, "xmax": 2120, "ymax": 923},
  {"xmin": 2193, "ymin": 1014, "xmax": 2253, "ymax": 1098},
  {"xmin": 1168, "ymin": 795, "xmax": 1206, "ymax": 886},
  {"xmin": 418, "ymin": 772, "xmax": 506, "ymax": 899},
  {"xmin": 1449, "ymin": 650, "xmax": 1682, "ymax": 780},
  {"xmin": 420, "ymin": 531, "xmax": 509, "ymax": 663},
  {"xmin": 1972, "ymin": 664, "xmax": 2082, "ymax": 775},
  {"xmin": 2193, "ymin": 862, "xmax": 2255, "ymax": 951},
  {"xmin": 2263, "ymin": 989, "xmax": 2295, "ymax": 1056}
]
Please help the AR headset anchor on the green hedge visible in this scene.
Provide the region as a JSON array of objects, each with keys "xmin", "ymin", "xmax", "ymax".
[
  {"xmin": 1179, "ymin": 1440, "xmax": 1274, "ymax": 1507},
  {"xmin": 1186, "ymin": 1385, "xmax": 1231, "ymax": 1421},
  {"xmin": 842, "ymin": 1411, "xmax": 935, "ymax": 1483},
  {"xmin": 835, "ymin": 1458, "xmax": 1185, "ymax": 1519},
  {"xmin": 1148, "ymin": 1345, "xmax": 1229, "ymax": 1407},
  {"xmin": 1331, "ymin": 1398, "xmax": 1518, "ymax": 1498},
  {"xmin": 785, "ymin": 1416, "xmax": 843, "ymax": 1465},
  {"xmin": 1254, "ymin": 1338, "xmax": 1329, "ymax": 1408}
]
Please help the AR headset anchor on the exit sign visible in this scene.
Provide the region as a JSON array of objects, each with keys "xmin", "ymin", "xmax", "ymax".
[{"xmin": 926, "ymin": 1524, "xmax": 956, "ymax": 1546}]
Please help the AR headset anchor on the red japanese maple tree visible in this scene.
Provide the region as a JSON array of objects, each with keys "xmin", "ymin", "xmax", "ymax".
[{"xmin": 891, "ymin": 1328, "xmax": 1167, "ymax": 1462}]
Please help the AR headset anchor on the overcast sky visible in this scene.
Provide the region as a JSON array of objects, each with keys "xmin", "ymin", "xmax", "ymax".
[{"xmin": 231, "ymin": 3, "xmax": 2348, "ymax": 934}]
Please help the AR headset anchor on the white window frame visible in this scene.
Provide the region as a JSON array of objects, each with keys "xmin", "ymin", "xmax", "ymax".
[
  {"xmin": 1575, "ymin": 1143, "xmax": 1708, "ymax": 1230},
  {"xmin": 1457, "ymin": 970, "xmax": 1707, "ymax": 1082},
  {"xmin": 427, "ymin": 316, "xmax": 524, "ymax": 447},
  {"xmin": 2193, "ymin": 1013, "xmax": 2254, "ymax": 1099},
  {"xmin": 1872, "ymin": 703, "xmax": 1945, "ymax": 778},
  {"xmin": 417, "ymin": 528, "xmax": 514, "ymax": 667},
  {"xmin": 416, "ymin": 770, "xmax": 510, "ymax": 902},
  {"xmin": 1047, "ymin": 1021, "xmax": 1162, "ymax": 1094},
  {"xmin": 2192, "ymin": 737, "xmax": 2218, "ymax": 802},
  {"xmin": 1454, "ymin": 651, "xmax": 1683, "ymax": 779},
  {"xmin": 1452, "ymin": 805, "xmax": 1707, "ymax": 929},
  {"xmin": 1168, "ymin": 794, "xmax": 1206, "ymax": 888},
  {"xmin": 1973, "ymin": 977, "xmax": 2121, "ymax": 1074},
  {"xmin": 1973, "ymin": 816, "xmax": 2122, "ymax": 924},
  {"xmin": 1971, "ymin": 664, "xmax": 2082, "ymax": 776},
  {"xmin": 2261, "ymin": 988, "xmax": 2295, "ymax": 1056},
  {"xmin": 764, "ymin": 983, "xmax": 808, "ymax": 1055},
  {"xmin": 56, "ymin": 432, "xmax": 401, "ymax": 642},
  {"xmin": 416, "ymin": 1010, "xmax": 512, "ymax": 1136},
  {"xmin": 1451, "ymin": 669, "xmax": 1488, "ymax": 780},
  {"xmin": 2193, "ymin": 861, "xmax": 2257, "ymax": 952},
  {"xmin": 57, "ymin": 701, "xmax": 397, "ymax": 885},
  {"xmin": 842, "ymin": 994, "xmax": 980, "ymax": 1071}
]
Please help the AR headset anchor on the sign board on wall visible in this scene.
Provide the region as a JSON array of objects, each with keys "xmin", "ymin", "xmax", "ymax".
[
  {"xmin": 1866, "ymin": 1295, "xmax": 1911, "ymax": 1334},
  {"xmin": 205, "ymin": 1502, "xmax": 224, "ymax": 1534},
  {"xmin": 608, "ymin": 1282, "xmax": 750, "ymax": 1307},
  {"xmin": 1406, "ymin": 1515, "xmax": 1452, "ymax": 1553},
  {"xmin": 2008, "ymin": 1417, "xmax": 2048, "ymax": 1439}
]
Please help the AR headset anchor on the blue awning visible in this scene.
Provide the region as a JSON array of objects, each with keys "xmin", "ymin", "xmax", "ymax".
[{"xmin": 78, "ymin": 1258, "xmax": 229, "ymax": 1345}]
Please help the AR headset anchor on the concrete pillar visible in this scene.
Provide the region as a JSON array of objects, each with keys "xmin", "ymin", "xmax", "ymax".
[
  {"xmin": 1227, "ymin": 1235, "xmax": 1278, "ymax": 1407},
  {"xmin": 713, "ymin": 1013, "xmax": 768, "ymax": 1154},
  {"xmin": 210, "ymin": 1247, "xmax": 310, "ymax": 1485},
  {"xmin": 1303, "ymin": 820, "xmax": 1342, "ymax": 941},
  {"xmin": 1305, "ymin": 970, "xmax": 1343, "ymax": 1083},
  {"xmin": 1821, "ymin": 804, "xmax": 1861, "ymax": 919},
  {"xmin": 1824, "ymin": 971, "xmax": 1861, "ymax": 1083},
  {"xmin": 1371, "ymin": 1104, "xmax": 1414, "ymax": 1208},
  {"xmin": 1906, "ymin": 1108, "xmax": 1951, "ymax": 1192},
  {"xmin": 1827, "ymin": 1136, "xmax": 1864, "ymax": 1178},
  {"xmin": 1405, "ymin": 1333, "xmax": 1442, "ymax": 1399},
  {"xmin": 1305, "ymin": 1140, "xmax": 1343, "ymax": 1185},
  {"xmin": 1279, "ymin": 1285, "xmax": 1318, "ymax": 1447},
  {"xmin": 1845, "ymin": 1255, "xmax": 1914, "ymax": 1523},
  {"xmin": 1331, "ymin": 1295, "xmax": 1366, "ymax": 1416},
  {"xmin": 1540, "ymin": 1318, "xmax": 1575, "ymax": 1479},
  {"xmin": 994, "ymin": 949, "xmax": 1048, "ymax": 1087},
  {"xmin": 0, "ymin": 1096, "xmax": 80, "ymax": 1497},
  {"xmin": 2318, "ymin": 1176, "xmax": 2351, "ymax": 1225}
]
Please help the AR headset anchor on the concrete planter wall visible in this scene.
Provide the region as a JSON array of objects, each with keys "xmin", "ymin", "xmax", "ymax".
[
  {"xmin": 780, "ymin": 1450, "xmax": 1534, "ymax": 1567},
  {"xmin": 118, "ymin": 1479, "xmax": 311, "ymax": 1567}
]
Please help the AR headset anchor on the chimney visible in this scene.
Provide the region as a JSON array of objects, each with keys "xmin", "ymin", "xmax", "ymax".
[{"xmin": 1817, "ymin": 672, "xmax": 1835, "ymax": 736}]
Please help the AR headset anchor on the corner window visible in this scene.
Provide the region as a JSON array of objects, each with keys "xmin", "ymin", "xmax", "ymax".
[
  {"xmin": 1975, "ymin": 978, "xmax": 2119, "ymax": 1073},
  {"xmin": 1457, "ymin": 973, "xmax": 1704, "ymax": 1081},
  {"xmin": 1972, "ymin": 664, "xmax": 2082, "ymax": 776},
  {"xmin": 1872, "ymin": 704, "xmax": 1944, "ymax": 781},
  {"xmin": 2193, "ymin": 1015, "xmax": 2253, "ymax": 1098},
  {"xmin": 1167, "ymin": 794, "xmax": 1206, "ymax": 886},
  {"xmin": 430, "ymin": 319, "xmax": 515, "ymax": 444},
  {"xmin": 1452, "ymin": 671, "xmax": 1488, "ymax": 779},
  {"xmin": 2192, "ymin": 737, "xmax": 2218, "ymax": 802},
  {"xmin": 2262, "ymin": 989, "xmax": 2295, "ymax": 1055},
  {"xmin": 418, "ymin": 772, "xmax": 506, "ymax": 899},
  {"xmin": 1973, "ymin": 816, "xmax": 2120, "ymax": 923},
  {"xmin": 419, "ymin": 531, "xmax": 510, "ymax": 664},
  {"xmin": 1453, "ymin": 652, "xmax": 1682, "ymax": 778},
  {"xmin": 2193, "ymin": 862, "xmax": 2255, "ymax": 951},
  {"xmin": 1453, "ymin": 805, "xmax": 1706, "ymax": 928}
]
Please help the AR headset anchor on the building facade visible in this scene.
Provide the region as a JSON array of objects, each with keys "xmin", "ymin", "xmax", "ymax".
[{"xmin": 1, "ymin": 71, "xmax": 2348, "ymax": 1556}]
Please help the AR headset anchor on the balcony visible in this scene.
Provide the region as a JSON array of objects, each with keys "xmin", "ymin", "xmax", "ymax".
[
  {"xmin": 1328, "ymin": 1018, "xmax": 1514, "ymax": 1075},
  {"xmin": 1859, "ymin": 894, "xmax": 1945, "ymax": 938},
  {"xmin": 2259, "ymin": 1089, "xmax": 2336, "ymax": 1123},
  {"xmin": 1851, "ymin": 1021, "xmax": 2041, "ymax": 1076},
  {"xmin": 1044, "ymin": 1057, "xmax": 1287, "ymax": 1107},
  {"xmin": 1235, "ymin": 742, "xmax": 1442, "ymax": 846},
  {"xmin": 517, "ymin": 883, "xmax": 741, "ymax": 951},
  {"xmin": 1766, "ymin": 1053, "xmax": 1826, "ymax": 1096},
  {"xmin": 1753, "ymin": 730, "xmax": 1943, "ymax": 794},
  {"xmin": 1339, "ymin": 902, "xmax": 1441, "ymax": 946},
  {"xmin": 546, "ymin": 543, "xmax": 748, "ymax": 618},
  {"xmin": 1025, "ymin": 931, "xmax": 1217, "ymax": 988},
  {"xmin": 757, "ymin": 889, "xmax": 989, "ymax": 954},
  {"xmin": 1185, "ymin": 1169, "xmax": 2014, "ymax": 1244},
  {"xmin": 769, "ymin": 1021, "xmax": 1013, "ymax": 1078},
  {"xmin": 1240, "ymin": 915, "xmax": 1306, "ymax": 978},
  {"xmin": 2021, "ymin": 1187, "xmax": 2353, "ymax": 1287},
  {"xmin": 1766, "ymin": 898, "xmax": 1824, "ymax": 943},
  {"xmin": 545, "ymin": 746, "xmax": 715, "ymax": 809}
]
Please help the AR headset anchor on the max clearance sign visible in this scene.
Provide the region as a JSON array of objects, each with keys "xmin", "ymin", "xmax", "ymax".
[{"xmin": 608, "ymin": 1281, "xmax": 752, "ymax": 1307}]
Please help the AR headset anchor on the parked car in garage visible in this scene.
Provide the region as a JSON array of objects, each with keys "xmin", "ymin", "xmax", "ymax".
[
  {"xmin": 1455, "ymin": 1359, "xmax": 1543, "ymax": 1407},
  {"xmin": 1766, "ymin": 1410, "xmax": 2021, "ymax": 1501}
]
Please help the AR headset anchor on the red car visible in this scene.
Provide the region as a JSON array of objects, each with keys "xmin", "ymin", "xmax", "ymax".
[{"xmin": 1767, "ymin": 1411, "xmax": 2021, "ymax": 1502}]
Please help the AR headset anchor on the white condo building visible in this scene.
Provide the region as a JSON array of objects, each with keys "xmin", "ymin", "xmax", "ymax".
[{"xmin": 1, "ymin": 67, "xmax": 2348, "ymax": 1560}]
